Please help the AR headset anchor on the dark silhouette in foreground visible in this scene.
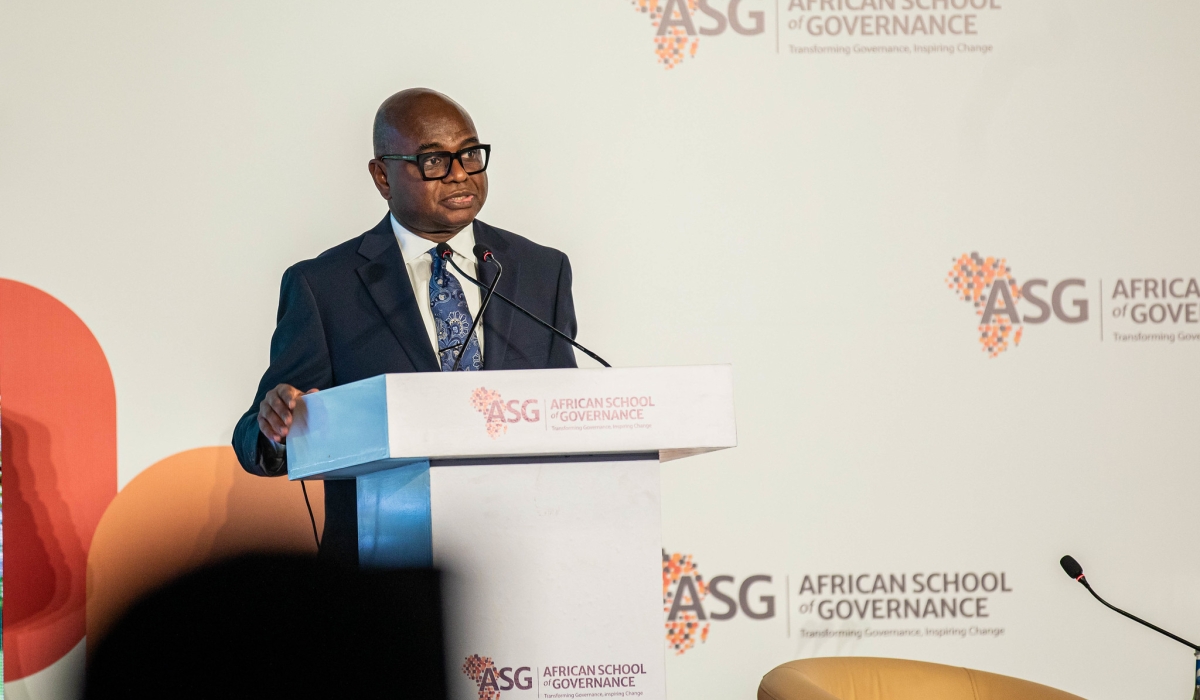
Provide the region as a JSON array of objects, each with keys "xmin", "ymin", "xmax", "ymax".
[{"xmin": 85, "ymin": 554, "xmax": 445, "ymax": 699}]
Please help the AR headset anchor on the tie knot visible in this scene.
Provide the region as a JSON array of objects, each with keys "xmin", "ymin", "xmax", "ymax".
[{"xmin": 430, "ymin": 248, "xmax": 448, "ymax": 276}]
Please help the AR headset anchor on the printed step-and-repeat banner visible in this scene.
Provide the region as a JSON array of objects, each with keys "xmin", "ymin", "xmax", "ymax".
[{"xmin": 2, "ymin": 2, "xmax": 1197, "ymax": 699}]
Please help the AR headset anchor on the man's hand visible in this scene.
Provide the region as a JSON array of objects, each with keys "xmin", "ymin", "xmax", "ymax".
[{"xmin": 257, "ymin": 384, "xmax": 319, "ymax": 443}]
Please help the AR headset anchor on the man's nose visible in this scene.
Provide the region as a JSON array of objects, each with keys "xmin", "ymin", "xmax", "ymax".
[{"xmin": 444, "ymin": 156, "xmax": 469, "ymax": 182}]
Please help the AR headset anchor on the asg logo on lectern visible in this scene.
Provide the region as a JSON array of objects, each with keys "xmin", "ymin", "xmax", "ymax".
[
  {"xmin": 627, "ymin": 0, "xmax": 766, "ymax": 69},
  {"xmin": 462, "ymin": 655, "xmax": 649, "ymax": 699},
  {"xmin": 463, "ymin": 655, "xmax": 533, "ymax": 700},
  {"xmin": 470, "ymin": 387, "xmax": 540, "ymax": 439}
]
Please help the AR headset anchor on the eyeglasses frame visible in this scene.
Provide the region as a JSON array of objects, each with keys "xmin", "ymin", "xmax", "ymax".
[{"xmin": 377, "ymin": 144, "xmax": 491, "ymax": 181}]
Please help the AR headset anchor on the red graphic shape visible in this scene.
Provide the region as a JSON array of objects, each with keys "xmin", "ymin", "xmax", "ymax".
[
  {"xmin": 1, "ymin": 279, "xmax": 118, "ymax": 679},
  {"xmin": 462, "ymin": 654, "xmax": 501, "ymax": 700}
]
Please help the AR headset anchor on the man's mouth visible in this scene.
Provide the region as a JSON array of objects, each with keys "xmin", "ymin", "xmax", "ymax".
[{"xmin": 442, "ymin": 191, "xmax": 476, "ymax": 208}]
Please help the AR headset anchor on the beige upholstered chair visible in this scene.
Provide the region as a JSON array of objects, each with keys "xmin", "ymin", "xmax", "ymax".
[{"xmin": 759, "ymin": 657, "xmax": 1084, "ymax": 700}]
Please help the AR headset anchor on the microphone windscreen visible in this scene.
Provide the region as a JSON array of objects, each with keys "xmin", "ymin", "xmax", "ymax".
[
  {"xmin": 1060, "ymin": 555, "xmax": 1084, "ymax": 579},
  {"xmin": 435, "ymin": 242, "xmax": 452, "ymax": 259},
  {"xmin": 473, "ymin": 244, "xmax": 492, "ymax": 260}
]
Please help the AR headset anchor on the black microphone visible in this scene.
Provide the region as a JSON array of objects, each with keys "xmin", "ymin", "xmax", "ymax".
[
  {"xmin": 472, "ymin": 243, "xmax": 494, "ymax": 264},
  {"xmin": 444, "ymin": 246, "xmax": 611, "ymax": 368},
  {"xmin": 436, "ymin": 243, "xmax": 502, "ymax": 371},
  {"xmin": 1060, "ymin": 554, "xmax": 1200, "ymax": 651}
]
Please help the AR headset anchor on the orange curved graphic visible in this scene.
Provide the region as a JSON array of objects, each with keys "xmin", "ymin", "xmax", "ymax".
[
  {"xmin": 0, "ymin": 279, "xmax": 118, "ymax": 680},
  {"xmin": 86, "ymin": 446, "xmax": 324, "ymax": 647}
]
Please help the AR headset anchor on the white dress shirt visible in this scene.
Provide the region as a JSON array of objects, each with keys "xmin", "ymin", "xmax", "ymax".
[{"xmin": 390, "ymin": 214, "xmax": 485, "ymax": 358}]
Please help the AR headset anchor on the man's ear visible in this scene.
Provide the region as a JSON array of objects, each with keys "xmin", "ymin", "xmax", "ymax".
[{"xmin": 368, "ymin": 160, "xmax": 391, "ymax": 200}]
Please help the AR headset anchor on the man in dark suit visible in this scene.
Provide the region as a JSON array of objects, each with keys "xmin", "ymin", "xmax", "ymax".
[{"xmin": 232, "ymin": 88, "xmax": 578, "ymax": 564}]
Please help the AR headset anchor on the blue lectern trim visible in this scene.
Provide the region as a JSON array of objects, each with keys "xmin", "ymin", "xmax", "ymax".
[
  {"xmin": 287, "ymin": 375, "xmax": 390, "ymax": 480},
  {"xmin": 356, "ymin": 460, "xmax": 433, "ymax": 568}
]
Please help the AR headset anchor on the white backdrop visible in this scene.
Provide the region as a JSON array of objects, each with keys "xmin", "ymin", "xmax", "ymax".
[{"xmin": 3, "ymin": 1, "xmax": 1199, "ymax": 698}]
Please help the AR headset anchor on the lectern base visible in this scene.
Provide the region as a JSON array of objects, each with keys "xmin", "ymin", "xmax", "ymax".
[{"xmin": 354, "ymin": 457, "xmax": 667, "ymax": 700}]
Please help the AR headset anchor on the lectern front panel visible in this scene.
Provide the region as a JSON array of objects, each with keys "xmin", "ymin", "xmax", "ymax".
[{"xmin": 432, "ymin": 459, "xmax": 666, "ymax": 700}]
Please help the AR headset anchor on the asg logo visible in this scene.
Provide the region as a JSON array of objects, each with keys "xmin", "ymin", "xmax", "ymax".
[
  {"xmin": 663, "ymin": 551, "xmax": 776, "ymax": 654},
  {"xmin": 629, "ymin": 0, "xmax": 766, "ymax": 69},
  {"xmin": 945, "ymin": 252, "xmax": 1088, "ymax": 357},
  {"xmin": 470, "ymin": 387, "xmax": 540, "ymax": 439},
  {"xmin": 462, "ymin": 655, "xmax": 533, "ymax": 700}
]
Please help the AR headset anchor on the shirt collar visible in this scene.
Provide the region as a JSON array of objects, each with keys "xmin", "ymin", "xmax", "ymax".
[{"xmin": 390, "ymin": 214, "xmax": 476, "ymax": 266}]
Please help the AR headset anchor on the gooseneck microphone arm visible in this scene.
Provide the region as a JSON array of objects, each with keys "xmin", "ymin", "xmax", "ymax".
[
  {"xmin": 1060, "ymin": 555, "xmax": 1200, "ymax": 652},
  {"xmin": 444, "ymin": 249, "xmax": 612, "ymax": 368},
  {"xmin": 437, "ymin": 243, "xmax": 502, "ymax": 371}
]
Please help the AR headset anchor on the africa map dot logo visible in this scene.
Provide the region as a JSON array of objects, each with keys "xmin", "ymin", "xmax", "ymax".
[
  {"xmin": 663, "ymin": 551, "xmax": 710, "ymax": 654},
  {"xmin": 470, "ymin": 387, "xmax": 508, "ymax": 438},
  {"xmin": 946, "ymin": 252, "xmax": 1023, "ymax": 357},
  {"xmin": 463, "ymin": 654, "xmax": 501, "ymax": 700},
  {"xmin": 630, "ymin": 0, "xmax": 701, "ymax": 69}
]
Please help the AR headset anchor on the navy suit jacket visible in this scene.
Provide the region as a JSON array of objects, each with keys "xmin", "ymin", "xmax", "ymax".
[{"xmin": 232, "ymin": 215, "xmax": 578, "ymax": 564}]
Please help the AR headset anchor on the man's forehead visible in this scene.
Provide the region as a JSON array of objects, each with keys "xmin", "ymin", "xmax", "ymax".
[
  {"xmin": 395, "ymin": 111, "xmax": 477, "ymax": 150},
  {"xmin": 406, "ymin": 127, "xmax": 479, "ymax": 152}
]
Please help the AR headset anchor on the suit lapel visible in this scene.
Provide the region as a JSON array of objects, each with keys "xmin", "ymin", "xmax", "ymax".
[
  {"xmin": 356, "ymin": 215, "xmax": 440, "ymax": 373},
  {"xmin": 475, "ymin": 220, "xmax": 520, "ymax": 370}
]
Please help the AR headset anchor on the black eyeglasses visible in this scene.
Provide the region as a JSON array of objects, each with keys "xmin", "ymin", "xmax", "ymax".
[{"xmin": 378, "ymin": 144, "xmax": 491, "ymax": 181}]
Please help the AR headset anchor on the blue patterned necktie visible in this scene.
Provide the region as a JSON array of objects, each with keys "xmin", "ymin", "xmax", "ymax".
[{"xmin": 429, "ymin": 251, "xmax": 482, "ymax": 371}]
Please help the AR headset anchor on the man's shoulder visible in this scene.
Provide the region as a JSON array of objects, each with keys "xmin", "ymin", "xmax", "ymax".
[
  {"xmin": 285, "ymin": 217, "xmax": 390, "ymax": 280},
  {"xmin": 475, "ymin": 219, "xmax": 568, "ymax": 266},
  {"xmin": 305, "ymin": 236, "xmax": 364, "ymax": 267}
]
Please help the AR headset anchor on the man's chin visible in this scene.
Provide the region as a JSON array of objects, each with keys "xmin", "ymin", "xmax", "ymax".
[{"xmin": 437, "ymin": 207, "xmax": 481, "ymax": 230}]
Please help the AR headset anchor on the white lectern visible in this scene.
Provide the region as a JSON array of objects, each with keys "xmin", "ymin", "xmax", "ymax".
[{"xmin": 287, "ymin": 365, "xmax": 735, "ymax": 700}]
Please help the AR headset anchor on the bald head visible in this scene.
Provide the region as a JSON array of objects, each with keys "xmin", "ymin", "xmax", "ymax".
[
  {"xmin": 372, "ymin": 88, "xmax": 476, "ymax": 156},
  {"xmin": 367, "ymin": 88, "xmax": 488, "ymax": 240}
]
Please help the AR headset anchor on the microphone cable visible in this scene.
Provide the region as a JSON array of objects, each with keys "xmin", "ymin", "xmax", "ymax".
[
  {"xmin": 301, "ymin": 481, "xmax": 320, "ymax": 552},
  {"xmin": 444, "ymin": 246, "xmax": 612, "ymax": 368}
]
